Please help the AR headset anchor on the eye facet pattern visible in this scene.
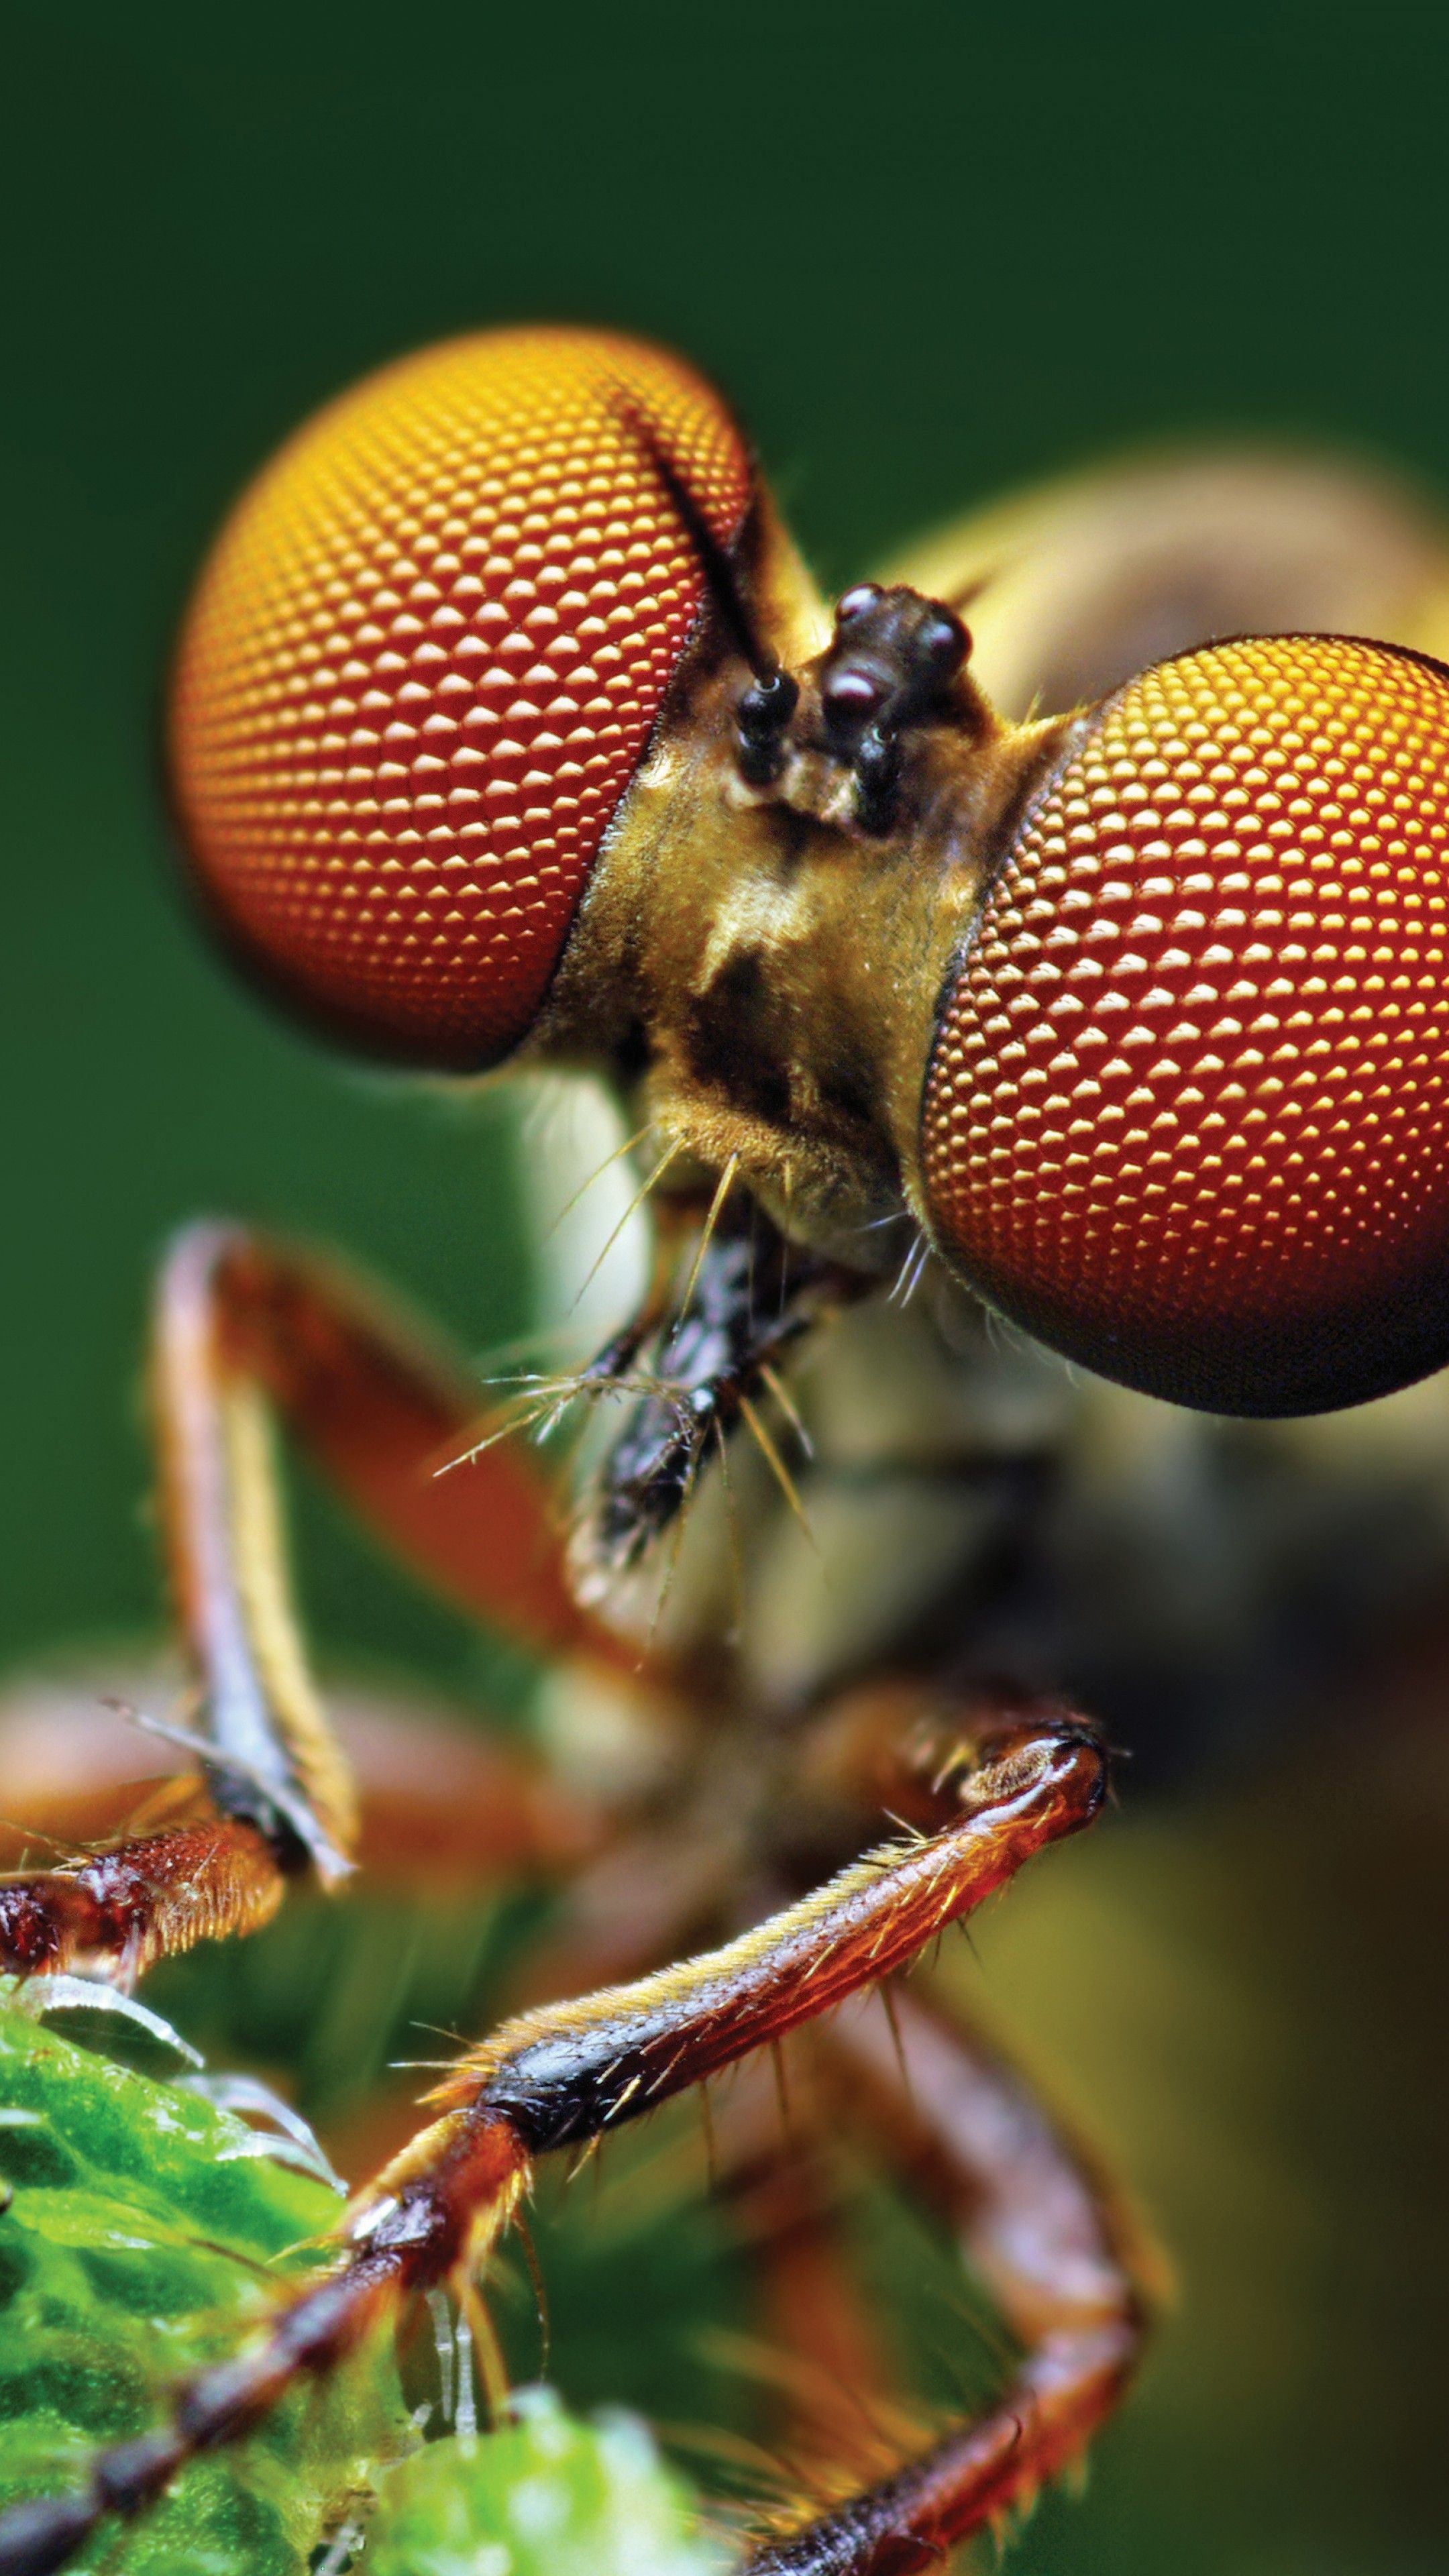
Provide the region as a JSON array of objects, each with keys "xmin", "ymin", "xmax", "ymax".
[
  {"xmin": 169, "ymin": 329, "xmax": 753, "ymax": 1069},
  {"xmin": 921, "ymin": 634, "xmax": 1449, "ymax": 1414}
]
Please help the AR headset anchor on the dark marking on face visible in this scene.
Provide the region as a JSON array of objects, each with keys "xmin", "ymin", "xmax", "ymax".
[
  {"xmin": 815, "ymin": 1059, "xmax": 878, "ymax": 1132},
  {"xmin": 685, "ymin": 948, "xmax": 794, "ymax": 1126}
]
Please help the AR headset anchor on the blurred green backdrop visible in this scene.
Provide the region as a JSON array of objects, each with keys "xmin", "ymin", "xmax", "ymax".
[{"xmin": 7, "ymin": 6, "xmax": 1449, "ymax": 2571}]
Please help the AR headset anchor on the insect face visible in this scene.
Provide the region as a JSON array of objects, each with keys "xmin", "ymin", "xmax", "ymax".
[
  {"xmin": 533, "ymin": 570, "xmax": 1061, "ymax": 1263},
  {"xmin": 170, "ymin": 326, "xmax": 1449, "ymax": 1419}
]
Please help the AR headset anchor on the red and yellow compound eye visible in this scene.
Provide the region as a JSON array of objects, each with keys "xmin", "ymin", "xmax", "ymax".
[
  {"xmin": 920, "ymin": 635, "xmax": 1449, "ymax": 1413},
  {"xmin": 168, "ymin": 329, "xmax": 752, "ymax": 1069}
]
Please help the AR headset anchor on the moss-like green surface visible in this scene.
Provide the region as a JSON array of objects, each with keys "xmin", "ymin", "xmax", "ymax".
[
  {"xmin": 0, "ymin": 1995, "xmax": 733, "ymax": 2575},
  {"xmin": 0, "ymin": 1992, "xmax": 409, "ymax": 2574},
  {"xmin": 366, "ymin": 2388, "xmax": 728, "ymax": 2576}
]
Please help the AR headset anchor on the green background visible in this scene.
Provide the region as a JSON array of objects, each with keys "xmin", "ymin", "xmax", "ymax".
[{"xmin": 7, "ymin": 7, "xmax": 1449, "ymax": 2571}]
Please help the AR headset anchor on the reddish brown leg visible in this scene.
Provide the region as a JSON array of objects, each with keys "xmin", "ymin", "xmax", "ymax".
[
  {"xmin": 0, "ymin": 1712, "xmax": 1102, "ymax": 2576},
  {"xmin": 153, "ymin": 1222, "xmax": 637, "ymax": 1882},
  {"xmin": 716, "ymin": 2077, "xmax": 908, "ymax": 2483},
  {"xmin": 0, "ymin": 1818, "xmax": 284, "ymax": 1982},
  {"xmin": 745, "ymin": 1987, "xmax": 1150, "ymax": 2572},
  {"xmin": 0, "ymin": 1674, "xmax": 604, "ymax": 1981},
  {"xmin": 0, "ymin": 1224, "xmax": 640, "ymax": 1988}
]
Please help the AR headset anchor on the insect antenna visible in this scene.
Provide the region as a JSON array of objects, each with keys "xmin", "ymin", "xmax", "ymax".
[
  {"xmin": 608, "ymin": 385, "xmax": 799, "ymax": 780},
  {"xmin": 935, "ymin": 565, "xmax": 998, "ymax": 616},
  {"xmin": 607, "ymin": 388, "xmax": 780, "ymax": 685}
]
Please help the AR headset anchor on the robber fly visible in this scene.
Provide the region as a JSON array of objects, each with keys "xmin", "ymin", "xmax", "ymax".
[{"xmin": 5, "ymin": 328, "xmax": 1449, "ymax": 2575}]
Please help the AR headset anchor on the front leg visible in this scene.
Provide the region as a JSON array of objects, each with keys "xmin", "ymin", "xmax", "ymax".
[
  {"xmin": 0, "ymin": 1672, "xmax": 604, "ymax": 1982},
  {"xmin": 0, "ymin": 1711, "xmax": 1106, "ymax": 2576},
  {"xmin": 152, "ymin": 1221, "xmax": 635, "ymax": 1882},
  {"xmin": 572, "ymin": 1191, "xmax": 862, "ymax": 1582},
  {"xmin": 0, "ymin": 1222, "xmax": 633, "ymax": 1986},
  {"xmin": 0, "ymin": 1816, "xmax": 284, "ymax": 1984}
]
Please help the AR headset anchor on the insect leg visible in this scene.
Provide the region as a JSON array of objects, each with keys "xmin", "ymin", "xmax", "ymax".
[
  {"xmin": 0, "ymin": 1672, "xmax": 604, "ymax": 1982},
  {"xmin": 744, "ymin": 1984, "xmax": 1152, "ymax": 2572},
  {"xmin": 0, "ymin": 1225, "xmax": 635, "ymax": 1986},
  {"xmin": 578, "ymin": 1197, "xmax": 862, "ymax": 1579},
  {"xmin": 152, "ymin": 1222, "xmax": 637, "ymax": 1884},
  {"xmin": 0, "ymin": 1713, "xmax": 1101, "ymax": 2576},
  {"xmin": 0, "ymin": 1816, "xmax": 284, "ymax": 1982},
  {"xmin": 710, "ymin": 2068, "xmax": 906, "ymax": 2482}
]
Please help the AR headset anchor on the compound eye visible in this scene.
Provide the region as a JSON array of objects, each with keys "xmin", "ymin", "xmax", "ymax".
[
  {"xmin": 168, "ymin": 329, "xmax": 753, "ymax": 1069},
  {"xmin": 920, "ymin": 635, "xmax": 1449, "ymax": 1414}
]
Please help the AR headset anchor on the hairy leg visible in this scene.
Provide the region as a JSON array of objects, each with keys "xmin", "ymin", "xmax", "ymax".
[
  {"xmin": 0, "ymin": 1222, "xmax": 645, "ymax": 1984},
  {"xmin": 154, "ymin": 1222, "xmax": 639, "ymax": 1880},
  {"xmin": 0, "ymin": 1713, "xmax": 1102, "ymax": 2576},
  {"xmin": 743, "ymin": 1985, "xmax": 1150, "ymax": 2572},
  {"xmin": 0, "ymin": 1816, "xmax": 284, "ymax": 1982},
  {"xmin": 712, "ymin": 2065, "xmax": 906, "ymax": 2484},
  {"xmin": 0, "ymin": 1674, "xmax": 604, "ymax": 1980}
]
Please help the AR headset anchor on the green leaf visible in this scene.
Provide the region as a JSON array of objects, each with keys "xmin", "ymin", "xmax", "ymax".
[
  {"xmin": 365, "ymin": 2387, "xmax": 730, "ymax": 2576},
  {"xmin": 0, "ymin": 1990, "xmax": 411, "ymax": 2575}
]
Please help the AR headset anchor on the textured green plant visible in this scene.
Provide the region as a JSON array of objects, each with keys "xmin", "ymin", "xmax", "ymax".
[
  {"xmin": 0, "ymin": 1986, "xmax": 409, "ymax": 2572},
  {"xmin": 366, "ymin": 2388, "xmax": 728, "ymax": 2576},
  {"xmin": 0, "ymin": 1988, "xmax": 730, "ymax": 2575}
]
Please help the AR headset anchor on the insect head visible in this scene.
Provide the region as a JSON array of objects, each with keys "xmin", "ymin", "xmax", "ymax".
[{"xmin": 170, "ymin": 327, "xmax": 1449, "ymax": 1417}]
